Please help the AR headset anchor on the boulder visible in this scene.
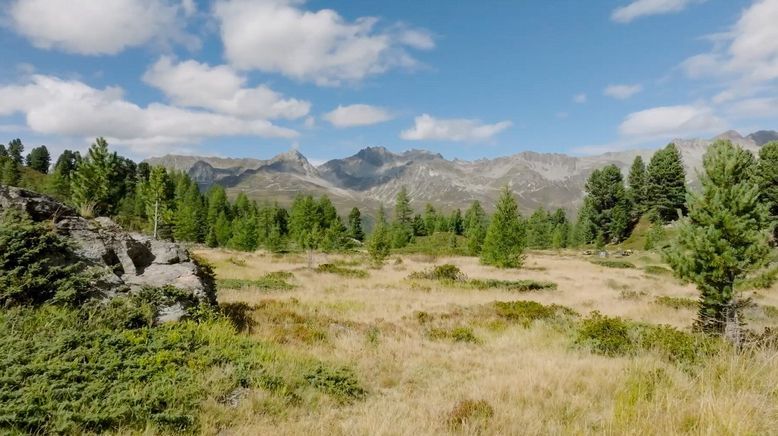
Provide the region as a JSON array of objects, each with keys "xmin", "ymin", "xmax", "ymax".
[{"xmin": 0, "ymin": 186, "xmax": 216, "ymax": 320}]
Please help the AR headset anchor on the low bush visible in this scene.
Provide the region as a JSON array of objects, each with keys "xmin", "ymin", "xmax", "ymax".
[
  {"xmin": 590, "ymin": 259, "xmax": 636, "ymax": 269},
  {"xmin": 493, "ymin": 300, "xmax": 577, "ymax": 327},
  {"xmin": 575, "ymin": 312, "xmax": 636, "ymax": 356},
  {"xmin": 446, "ymin": 399, "xmax": 494, "ymax": 429},
  {"xmin": 315, "ymin": 263, "xmax": 369, "ymax": 278},
  {"xmin": 654, "ymin": 295, "xmax": 697, "ymax": 310},
  {"xmin": 467, "ymin": 278, "xmax": 557, "ymax": 291},
  {"xmin": 643, "ymin": 265, "xmax": 673, "ymax": 276},
  {"xmin": 428, "ymin": 326, "xmax": 480, "ymax": 343},
  {"xmin": 216, "ymin": 271, "xmax": 295, "ymax": 291},
  {"xmin": 408, "ymin": 264, "xmax": 467, "ymax": 282},
  {"xmin": 639, "ymin": 325, "xmax": 719, "ymax": 365},
  {"xmin": 303, "ymin": 365, "xmax": 367, "ymax": 404}
]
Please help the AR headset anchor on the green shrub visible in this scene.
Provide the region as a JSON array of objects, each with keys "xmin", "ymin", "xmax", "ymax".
[
  {"xmin": 590, "ymin": 259, "xmax": 636, "ymax": 269},
  {"xmin": 643, "ymin": 265, "xmax": 673, "ymax": 276},
  {"xmin": 395, "ymin": 232, "xmax": 469, "ymax": 257},
  {"xmin": 0, "ymin": 209, "xmax": 95, "ymax": 307},
  {"xmin": 408, "ymin": 264, "xmax": 466, "ymax": 281},
  {"xmin": 428, "ymin": 326, "xmax": 480, "ymax": 343},
  {"xmin": 446, "ymin": 399, "xmax": 494, "ymax": 429},
  {"xmin": 315, "ymin": 263, "xmax": 369, "ymax": 278},
  {"xmin": 217, "ymin": 271, "xmax": 296, "ymax": 291},
  {"xmin": 415, "ymin": 311, "xmax": 433, "ymax": 324},
  {"xmin": 575, "ymin": 312, "xmax": 636, "ymax": 356},
  {"xmin": 303, "ymin": 365, "xmax": 366, "ymax": 403},
  {"xmin": 639, "ymin": 325, "xmax": 719, "ymax": 366},
  {"xmin": 654, "ymin": 295, "xmax": 697, "ymax": 310},
  {"xmin": 467, "ymin": 278, "xmax": 556, "ymax": 291},
  {"xmin": 493, "ymin": 301, "xmax": 577, "ymax": 327},
  {"xmin": 0, "ymin": 304, "xmax": 364, "ymax": 434}
]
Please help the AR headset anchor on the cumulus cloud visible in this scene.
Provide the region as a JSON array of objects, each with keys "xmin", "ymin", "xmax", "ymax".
[
  {"xmin": 618, "ymin": 105, "xmax": 725, "ymax": 139},
  {"xmin": 725, "ymin": 97, "xmax": 778, "ymax": 119},
  {"xmin": 681, "ymin": 0, "xmax": 778, "ymax": 100},
  {"xmin": 143, "ymin": 57, "xmax": 310, "ymax": 120},
  {"xmin": 0, "ymin": 75, "xmax": 298, "ymax": 154},
  {"xmin": 603, "ymin": 84, "xmax": 643, "ymax": 99},
  {"xmin": 573, "ymin": 93, "xmax": 587, "ymax": 103},
  {"xmin": 400, "ymin": 114, "xmax": 512, "ymax": 142},
  {"xmin": 7, "ymin": 0, "xmax": 194, "ymax": 55},
  {"xmin": 213, "ymin": 0, "xmax": 434, "ymax": 85},
  {"xmin": 323, "ymin": 104, "xmax": 393, "ymax": 128},
  {"xmin": 611, "ymin": 0, "xmax": 706, "ymax": 23}
]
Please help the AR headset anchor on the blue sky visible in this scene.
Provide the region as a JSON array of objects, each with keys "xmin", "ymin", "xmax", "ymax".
[{"xmin": 0, "ymin": 0, "xmax": 776, "ymax": 163}]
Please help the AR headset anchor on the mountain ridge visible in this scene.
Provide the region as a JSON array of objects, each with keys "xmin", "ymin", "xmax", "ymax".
[{"xmin": 145, "ymin": 130, "xmax": 775, "ymax": 215}]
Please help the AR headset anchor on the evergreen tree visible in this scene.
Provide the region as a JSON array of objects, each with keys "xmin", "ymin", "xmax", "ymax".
[
  {"xmin": 347, "ymin": 207, "xmax": 365, "ymax": 241},
  {"xmin": 423, "ymin": 204, "xmax": 438, "ymax": 235},
  {"xmin": 392, "ymin": 187, "xmax": 414, "ymax": 248},
  {"xmin": 481, "ymin": 186, "xmax": 526, "ymax": 268},
  {"xmin": 49, "ymin": 150, "xmax": 81, "ymax": 199},
  {"xmin": 140, "ymin": 166, "xmax": 174, "ymax": 239},
  {"xmin": 212, "ymin": 211, "xmax": 233, "ymax": 247},
  {"xmin": 174, "ymin": 182, "xmax": 205, "ymax": 242},
  {"xmin": 666, "ymin": 141, "xmax": 770, "ymax": 337},
  {"xmin": 2, "ymin": 158, "xmax": 20, "ymax": 186},
  {"xmin": 646, "ymin": 143, "xmax": 687, "ymax": 223},
  {"xmin": 25, "ymin": 146, "xmax": 51, "ymax": 173},
  {"xmin": 367, "ymin": 207, "xmax": 391, "ymax": 264},
  {"xmin": 550, "ymin": 208, "xmax": 570, "ymax": 249},
  {"xmin": 756, "ymin": 141, "xmax": 778, "ymax": 241},
  {"xmin": 0, "ymin": 144, "xmax": 6, "ymax": 158},
  {"xmin": 463, "ymin": 201, "xmax": 487, "ymax": 255},
  {"xmin": 627, "ymin": 155, "xmax": 647, "ymax": 211},
  {"xmin": 582, "ymin": 164, "xmax": 635, "ymax": 243},
  {"xmin": 71, "ymin": 138, "xmax": 117, "ymax": 217},
  {"xmin": 7, "ymin": 139, "xmax": 23, "ymax": 165},
  {"xmin": 526, "ymin": 208, "xmax": 552, "ymax": 249},
  {"xmin": 229, "ymin": 214, "xmax": 259, "ymax": 252},
  {"xmin": 412, "ymin": 214, "xmax": 427, "ymax": 237},
  {"xmin": 448, "ymin": 209, "xmax": 464, "ymax": 235},
  {"xmin": 572, "ymin": 200, "xmax": 595, "ymax": 247},
  {"xmin": 288, "ymin": 194, "xmax": 320, "ymax": 247}
]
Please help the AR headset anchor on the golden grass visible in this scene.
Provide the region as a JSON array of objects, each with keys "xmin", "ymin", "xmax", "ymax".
[{"xmin": 193, "ymin": 248, "xmax": 778, "ymax": 435}]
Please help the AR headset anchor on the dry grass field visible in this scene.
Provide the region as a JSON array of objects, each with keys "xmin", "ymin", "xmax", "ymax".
[{"xmin": 193, "ymin": 248, "xmax": 778, "ymax": 435}]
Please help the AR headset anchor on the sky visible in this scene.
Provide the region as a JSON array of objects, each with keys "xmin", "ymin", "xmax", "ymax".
[{"xmin": 0, "ymin": 0, "xmax": 776, "ymax": 164}]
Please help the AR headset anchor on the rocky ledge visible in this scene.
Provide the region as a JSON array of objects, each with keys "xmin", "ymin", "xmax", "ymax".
[{"xmin": 0, "ymin": 186, "xmax": 215, "ymax": 321}]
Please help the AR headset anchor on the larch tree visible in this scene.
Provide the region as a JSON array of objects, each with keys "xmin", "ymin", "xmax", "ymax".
[
  {"xmin": 481, "ymin": 186, "xmax": 526, "ymax": 268},
  {"xmin": 347, "ymin": 207, "xmax": 365, "ymax": 241},
  {"xmin": 463, "ymin": 201, "xmax": 488, "ymax": 255},
  {"xmin": 71, "ymin": 138, "xmax": 117, "ymax": 217},
  {"xmin": 756, "ymin": 141, "xmax": 778, "ymax": 241},
  {"xmin": 627, "ymin": 155, "xmax": 647, "ymax": 211},
  {"xmin": 666, "ymin": 141, "xmax": 770, "ymax": 340}
]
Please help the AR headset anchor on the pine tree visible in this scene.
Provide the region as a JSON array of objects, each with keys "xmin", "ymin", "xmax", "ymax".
[
  {"xmin": 646, "ymin": 143, "xmax": 687, "ymax": 223},
  {"xmin": 412, "ymin": 214, "xmax": 426, "ymax": 237},
  {"xmin": 347, "ymin": 207, "xmax": 365, "ymax": 241},
  {"xmin": 550, "ymin": 208, "xmax": 570, "ymax": 249},
  {"xmin": 527, "ymin": 208, "xmax": 552, "ymax": 249},
  {"xmin": 464, "ymin": 201, "xmax": 488, "ymax": 255},
  {"xmin": 229, "ymin": 214, "xmax": 259, "ymax": 252},
  {"xmin": 174, "ymin": 182, "xmax": 205, "ymax": 242},
  {"xmin": 423, "ymin": 204, "xmax": 438, "ymax": 235},
  {"xmin": 628, "ymin": 155, "xmax": 647, "ymax": 211},
  {"xmin": 367, "ymin": 208, "xmax": 391, "ymax": 264},
  {"xmin": 572, "ymin": 201, "xmax": 595, "ymax": 247},
  {"xmin": 392, "ymin": 187, "xmax": 414, "ymax": 248},
  {"xmin": 756, "ymin": 141, "xmax": 778, "ymax": 241},
  {"xmin": 448, "ymin": 209, "xmax": 464, "ymax": 235},
  {"xmin": 213, "ymin": 211, "xmax": 232, "ymax": 247},
  {"xmin": 49, "ymin": 150, "xmax": 80, "ymax": 199},
  {"xmin": 0, "ymin": 144, "xmax": 6, "ymax": 158},
  {"xmin": 71, "ymin": 138, "xmax": 117, "ymax": 217},
  {"xmin": 141, "ymin": 166, "xmax": 174, "ymax": 239},
  {"xmin": 25, "ymin": 146, "xmax": 51, "ymax": 173},
  {"xmin": 2, "ymin": 158, "xmax": 20, "ymax": 186},
  {"xmin": 288, "ymin": 195, "xmax": 319, "ymax": 247},
  {"xmin": 481, "ymin": 186, "xmax": 526, "ymax": 268},
  {"xmin": 666, "ymin": 141, "xmax": 770, "ymax": 338},
  {"xmin": 582, "ymin": 164, "xmax": 635, "ymax": 243},
  {"xmin": 7, "ymin": 139, "xmax": 23, "ymax": 165}
]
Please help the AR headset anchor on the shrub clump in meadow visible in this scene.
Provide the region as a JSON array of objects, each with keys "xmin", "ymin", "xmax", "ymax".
[
  {"xmin": 575, "ymin": 312, "xmax": 720, "ymax": 365},
  {"xmin": 493, "ymin": 300, "xmax": 577, "ymax": 327},
  {"xmin": 315, "ymin": 263, "xmax": 369, "ymax": 278},
  {"xmin": 590, "ymin": 259, "xmax": 636, "ymax": 269},
  {"xmin": 428, "ymin": 326, "xmax": 480, "ymax": 343},
  {"xmin": 654, "ymin": 295, "xmax": 697, "ymax": 310},
  {"xmin": 446, "ymin": 399, "xmax": 495, "ymax": 429},
  {"xmin": 643, "ymin": 265, "xmax": 673, "ymax": 276},
  {"xmin": 409, "ymin": 264, "xmax": 467, "ymax": 281},
  {"xmin": 216, "ymin": 271, "xmax": 296, "ymax": 291},
  {"xmin": 467, "ymin": 278, "xmax": 557, "ymax": 292}
]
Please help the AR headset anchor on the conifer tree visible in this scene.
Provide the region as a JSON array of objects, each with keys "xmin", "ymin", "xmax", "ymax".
[
  {"xmin": 481, "ymin": 186, "xmax": 526, "ymax": 268},
  {"xmin": 666, "ymin": 141, "xmax": 770, "ymax": 337},
  {"xmin": 7, "ymin": 138, "xmax": 23, "ymax": 165},
  {"xmin": 347, "ymin": 207, "xmax": 365, "ymax": 241},
  {"xmin": 174, "ymin": 182, "xmax": 205, "ymax": 242},
  {"xmin": 25, "ymin": 146, "xmax": 51, "ymax": 173},
  {"xmin": 756, "ymin": 141, "xmax": 778, "ymax": 241},
  {"xmin": 0, "ymin": 144, "xmax": 6, "ymax": 158},
  {"xmin": 229, "ymin": 214, "xmax": 259, "ymax": 252},
  {"xmin": 582, "ymin": 164, "xmax": 635, "ymax": 243},
  {"xmin": 448, "ymin": 208, "xmax": 464, "ymax": 235},
  {"xmin": 646, "ymin": 143, "xmax": 687, "ymax": 223},
  {"xmin": 212, "ymin": 211, "xmax": 232, "ymax": 247},
  {"xmin": 527, "ymin": 208, "xmax": 552, "ymax": 249},
  {"xmin": 550, "ymin": 208, "xmax": 570, "ymax": 249},
  {"xmin": 71, "ymin": 138, "xmax": 117, "ymax": 217},
  {"xmin": 463, "ymin": 201, "xmax": 487, "ymax": 255},
  {"xmin": 423, "ymin": 203, "xmax": 438, "ymax": 235},
  {"xmin": 141, "ymin": 166, "xmax": 174, "ymax": 239},
  {"xmin": 2, "ymin": 158, "xmax": 20, "ymax": 186},
  {"xmin": 412, "ymin": 214, "xmax": 426, "ymax": 236},
  {"xmin": 49, "ymin": 150, "xmax": 80, "ymax": 199},
  {"xmin": 367, "ymin": 206, "xmax": 391, "ymax": 264},
  {"xmin": 392, "ymin": 187, "xmax": 414, "ymax": 248},
  {"xmin": 628, "ymin": 155, "xmax": 647, "ymax": 211},
  {"xmin": 288, "ymin": 194, "xmax": 319, "ymax": 247}
]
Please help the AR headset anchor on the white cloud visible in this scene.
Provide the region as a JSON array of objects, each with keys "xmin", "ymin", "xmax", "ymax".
[
  {"xmin": 143, "ymin": 57, "xmax": 310, "ymax": 120},
  {"xmin": 0, "ymin": 75, "xmax": 298, "ymax": 155},
  {"xmin": 400, "ymin": 114, "xmax": 512, "ymax": 142},
  {"xmin": 323, "ymin": 104, "xmax": 393, "ymax": 128},
  {"xmin": 611, "ymin": 0, "xmax": 706, "ymax": 23},
  {"xmin": 618, "ymin": 105, "xmax": 725, "ymax": 139},
  {"xmin": 573, "ymin": 93, "xmax": 587, "ymax": 103},
  {"xmin": 681, "ymin": 0, "xmax": 778, "ymax": 100},
  {"xmin": 725, "ymin": 97, "xmax": 778, "ymax": 119},
  {"xmin": 603, "ymin": 84, "xmax": 643, "ymax": 99},
  {"xmin": 8, "ymin": 0, "xmax": 194, "ymax": 55},
  {"xmin": 213, "ymin": 0, "xmax": 434, "ymax": 85}
]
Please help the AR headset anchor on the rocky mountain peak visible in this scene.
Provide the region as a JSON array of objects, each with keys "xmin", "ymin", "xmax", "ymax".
[
  {"xmin": 747, "ymin": 130, "xmax": 778, "ymax": 146},
  {"xmin": 714, "ymin": 130, "xmax": 746, "ymax": 142}
]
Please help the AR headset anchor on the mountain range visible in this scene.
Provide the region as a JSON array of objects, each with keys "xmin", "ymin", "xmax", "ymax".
[{"xmin": 146, "ymin": 130, "xmax": 778, "ymax": 216}]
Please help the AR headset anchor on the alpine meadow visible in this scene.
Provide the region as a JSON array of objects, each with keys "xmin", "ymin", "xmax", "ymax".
[{"xmin": 2, "ymin": 1, "xmax": 778, "ymax": 435}]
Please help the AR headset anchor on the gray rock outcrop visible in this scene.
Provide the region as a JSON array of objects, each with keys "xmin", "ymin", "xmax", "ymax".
[{"xmin": 0, "ymin": 186, "xmax": 216, "ymax": 319}]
